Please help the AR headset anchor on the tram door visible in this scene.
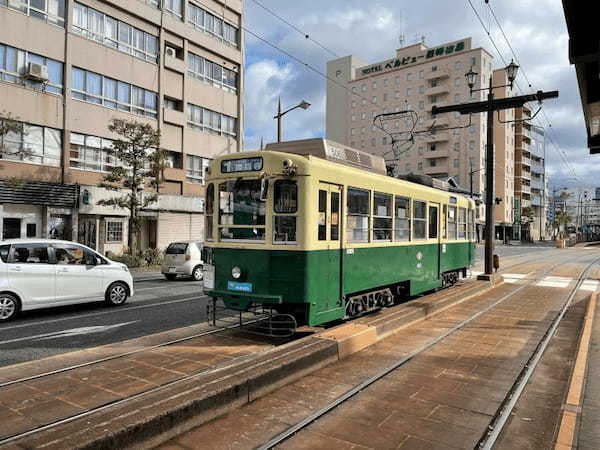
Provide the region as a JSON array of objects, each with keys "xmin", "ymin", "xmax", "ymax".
[
  {"xmin": 317, "ymin": 183, "xmax": 343, "ymax": 316},
  {"xmin": 428, "ymin": 203, "xmax": 441, "ymax": 279}
]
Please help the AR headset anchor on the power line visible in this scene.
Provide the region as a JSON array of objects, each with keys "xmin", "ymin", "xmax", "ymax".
[
  {"xmin": 485, "ymin": 2, "xmax": 578, "ymax": 181},
  {"xmin": 466, "ymin": 0, "xmax": 578, "ymax": 181},
  {"xmin": 248, "ymin": 0, "xmax": 339, "ymax": 58}
]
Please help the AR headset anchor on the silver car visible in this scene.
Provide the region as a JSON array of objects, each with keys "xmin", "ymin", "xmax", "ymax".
[{"xmin": 161, "ymin": 241, "xmax": 203, "ymax": 281}]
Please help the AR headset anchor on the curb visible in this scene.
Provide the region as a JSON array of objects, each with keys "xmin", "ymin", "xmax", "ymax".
[{"xmin": 11, "ymin": 279, "xmax": 499, "ymax": 449}]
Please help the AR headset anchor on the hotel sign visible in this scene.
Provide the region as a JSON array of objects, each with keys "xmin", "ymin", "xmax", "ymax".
[{"xmin": 360, "ymin": 41, "xmax": 466, "ymax": 76}]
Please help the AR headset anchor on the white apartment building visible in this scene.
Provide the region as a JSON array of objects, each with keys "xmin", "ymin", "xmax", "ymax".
[{"xmin": 326, "ymin": 37, "xmax": 519, "ymax": 237}]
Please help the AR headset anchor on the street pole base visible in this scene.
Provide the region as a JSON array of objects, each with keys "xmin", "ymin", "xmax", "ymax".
[{"xmin": 477, "ymin": 273, "xmax": 504, "ymax": 285}]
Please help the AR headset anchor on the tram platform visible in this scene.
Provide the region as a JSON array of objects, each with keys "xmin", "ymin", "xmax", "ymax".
[{"xmin": 0, "ymin": 278, "xmax": 494, "ymax": 449}]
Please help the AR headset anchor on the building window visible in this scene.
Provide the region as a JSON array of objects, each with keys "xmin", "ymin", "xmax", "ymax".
[
  {"xmin": 1, "ymin": 0, "xmax": 66, "ymax": 27},
  {"xmin": 187, "ymin": 103, "xmax": 237, "ymax": 137},
  {"xmin": 470, "ymin": 56, "xmax": 476, "ymax": 66},
  {"xmin": 372, "ymin": 96, "xmax": 377, "ymax": 104},
  {"xmin": 186, "ymin": 154, "xmax": 211, "ymax": 184},
  {"xmin": 0, "ymin": 44, "xmax": 63, "ymax": 94},
  {"xmin": 351, "ymin": 87, "xmax": 357, "ymax": 93},
  {"xmin": 418, "ymin": 70, "xmax": 424, "ymax": 79},
  {"xmin": 164, "ymin": 0, "xmax": 183, "ymax": 18},
  {"xmin": 361, "ymin": 99, "xmax": 366, "ymax": 105},
  {"xmin": 106, "ymin": 221, "xmax": 123, "ymax": 243},
  {"xmin": 361, "ymin": 112, "xmax": 366, "ymax": 120},
  {"xmin": 453, "ymin": 159, "xmax": 459, "ymax": 168},
  {"xmin": 455, "ymin": 61, "xmax": 463, "ymax": 70},
  {"xmin": 164, "ymin": 97, "xmax": 182, "ymax": 111},
  {"xmin": 70, "ymin": 133, "xmax": 118, "ymax": 172},
  {"xmin": 419, "ymin": 101, "xmax": 424, "ymax": 110},
  {"xmin": 187, "ymin": 52, "xmax": 237, "ymax": 92},
  {"xmin": 383, "ymin": 93, "xmax": 388, "ymax": 102},
  {"xmin": 71, "ymin": 68, "xmax": 157, "ymax": 118},
  {"xmin": 361, "ymin": 84, "xmax": 366, "ymax": 92},
  {"xmin": 418, "ymin": 162, "xmax": 423, "ymax": 171},
  {"xmin": 72, "ymin": 3, "xmax": 158, "ymax": 63},
  {"xmin": 383, "ymin": 78, "xmax": 388, "ymax": 86},
  {"xmin": 454, "ymin": 142, "xmax": 460, "ymax": 152},
  {"xmin": 406, "ymin": 72, "xmax": 412, "ymax": 81},
  {"xmin": 188, "ymin": 2, "xmax": 239, "ymax": 48},
  {"xmin": 0, "ymin": 120, "xmax": 61, "ymax": 167},
  {"xmin": 454, "ymin": 94, "xmax": 461, "ymax": 102},
  {"xmin": 351, "ymin": 100, "xmax": 357, "ymax": 107},
  {"xmin": 419, "ymin": 85, "xmax": 425, "ymax": 94},
  {"xmin": 406, "ymin": 88, "xmax": 412, "ymax": 97}
]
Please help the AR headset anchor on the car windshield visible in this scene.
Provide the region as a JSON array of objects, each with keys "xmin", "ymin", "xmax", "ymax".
[{"xmin": 166, "ymin": 243, "xmax": 188, "ymax": 254}]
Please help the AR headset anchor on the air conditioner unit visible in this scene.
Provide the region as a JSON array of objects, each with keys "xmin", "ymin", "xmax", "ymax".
[
  {"xmin": 165, "ymin": 47, "xmax": 177, "ymax": 58},
  {"xmin": 25, "ymin": 62, "xmax": 48, "ymax": 82}
]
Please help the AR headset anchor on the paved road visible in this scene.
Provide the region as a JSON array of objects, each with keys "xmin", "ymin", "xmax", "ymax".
[
  {"xmin": 0, "ymin": 243, "xmax": 563, "ymax": 368},
  {"xmin": 474, "ymin": 243, "xmax": 555, "ymax": 262},
  {"xmin": 0, "ymin": 278, "xmax": 207, "ymax": 367}
]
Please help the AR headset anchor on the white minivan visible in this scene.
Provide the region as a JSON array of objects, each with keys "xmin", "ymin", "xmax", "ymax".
[{"xmin": 0, "ymin": 239, "xmax": 134, "ymax": 322}]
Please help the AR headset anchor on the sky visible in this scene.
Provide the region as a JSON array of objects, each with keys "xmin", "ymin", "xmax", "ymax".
[{"xmin": 241, "ymin": 0, "xmax": 596, "ymax": 193}]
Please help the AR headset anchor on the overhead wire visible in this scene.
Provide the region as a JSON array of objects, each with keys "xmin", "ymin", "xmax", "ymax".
[
  {"xmin": 248, "ymin": 0, "xmax": 339, "ymax": 58},
  {"xmin": 483, "ymin": 1, "xmax": 578, "ymax": 181},
  {"xmin": 466, "ymin": 0, "xmax": 578, "ymax": 181}
]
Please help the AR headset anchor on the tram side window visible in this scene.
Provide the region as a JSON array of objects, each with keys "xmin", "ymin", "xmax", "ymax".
[
  {"xmin": 274, "ymin": 180, "xmax": 297, "ymax": 244},
  {"xmin": 448, "ymin": 206, "xmax": 457, "ymax": 239},
  {"xmin": 347, "ymin": 187, "xmax": 370, "ymax": 242},
  {"xmin": 205, "ymin": 183, "xmax": 214, "ymax": 241},
  {"xmin": 331, "ymin": 191, "xmax": 340, "ymax": 240},
  {"xmin": 318, "ymin": 190, "xmax": 327, "ymax": 240},
  {"xmin": 458, "ymin": 207, "xmax": 467, "ymax": 239},
  {"xmin": 428, "ymin": 205, "xmax": 438, "ymax": 239},
  {"xmin": 413, "ymin": 200, "xmax": 427, "ymax": 239},
  {"xmin": 373, "ymin": 193, "xmax": 392, "ymax": 241},
  {"xmin": 442, "ymin": 205, "xmax": 448, "ymax": 239},
  {"xmin": 394, "ymin": 196, "xmax": 410, "ymax": 241},
  {"xmin": 469, "ymin": 209, "xmax": 475, "ymax": 240}
]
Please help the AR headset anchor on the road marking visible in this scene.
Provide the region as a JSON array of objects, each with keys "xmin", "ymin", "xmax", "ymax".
[
  {"xmin": 0, "ymin": 321, "xmax": 138, "ymax": 345},
  {"xmin": 0, "ymin": 295, "xmax": 207, "ymax": 332},
  {"xmin": 536, "ymin": 276, "xmax": 573, "ymax": 289},
  {"xmin": 580, "ymin": 279, "xmax": 600, "ymax": 292}
]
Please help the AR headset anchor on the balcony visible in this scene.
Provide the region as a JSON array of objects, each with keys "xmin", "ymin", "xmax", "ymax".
[
  {"xmin": 424, "ymin": 149, "xmax": 448, "ymax": 159},
  {"xmin": 516, "ymin": 124, "xmax": 531, "ymax": 139},
  {"xmin": 532, "ymin": 196, "xmax": 543, "ymax": 207},
  {"xmin": 424, "ymin": 160, "xmax": 449, "ymax": 175},
  {"xmin": 521, "ymin": 198, "xmax": 531, "ymax": 208},
  {"xmin": 424, "ymin": 131, "xmax": 449, "ymax": 143},
  {"xmin": 531, "ymin": 179, "xmax": 543, "ymax": 190},
  {"xmin": 426, "ymin": 84, "xmax": 450, "ymax": 96},
  {"xmin": 425, "ymin": 69, "xmax": 450, "ymax": 81},
  {"xmin": 521, "ymin": 184, "xmax": 531, "ymax": 194}
]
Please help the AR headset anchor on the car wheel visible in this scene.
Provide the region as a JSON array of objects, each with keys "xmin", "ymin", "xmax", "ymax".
[
  {"xmin": 0, "ymin": 293, "xmax": 20, "ymax": 322},
  {"xmin": 164, "ymin": 274, "xmax": 177, "ymax": 281},
  {"xmin": 191, "ymin": 265, "xmax": 203, "ymax": 281},
  {"xmin": 105, "ymin": 282, "xmax": 129, "ymax": 306}
]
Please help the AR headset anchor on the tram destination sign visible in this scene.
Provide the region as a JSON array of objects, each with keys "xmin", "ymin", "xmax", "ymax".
[
  {"xmin": 221, "ymin": 157, "xmax": 263, "ymax": 173},
  {"xmin": 360, "ymin": 39, "xmax": 468, "ymax": 76}
]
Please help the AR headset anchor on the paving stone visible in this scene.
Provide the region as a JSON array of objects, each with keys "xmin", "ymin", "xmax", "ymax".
[{"xmin": 281, "ymin": 429, "xmax": 371, "ymax": 450}]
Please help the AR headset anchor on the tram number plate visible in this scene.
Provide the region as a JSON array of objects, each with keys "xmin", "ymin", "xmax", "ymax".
[
  {"xmin": 228, "ymin": 281, "xmax": 253, "ymax": 293},
  {"xmin": 204, "ymin": 265, "xmax": 215, "ymax": 289}
]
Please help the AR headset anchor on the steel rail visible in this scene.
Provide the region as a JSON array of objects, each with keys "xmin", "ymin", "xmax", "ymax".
[
  {"xmin": 257, "ymin": 255, "xmax": 587, "ymax": 450},
  {"xmin": 0, "ymin": 334, "xmax": 326, "ymax": 447},
  {"xmin": 477, "ymin": 254, "xmax": 600, "ymax": 449},
  {"xmin": 0, "ymin": 307, "xmax": 257, "ymax": 389}
]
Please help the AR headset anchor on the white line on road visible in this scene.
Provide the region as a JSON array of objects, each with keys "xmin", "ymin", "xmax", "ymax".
[
  {"xmin": 0, "ymin": 321, "xmax": 138, "ymax": 345},
  {"xmin": 0, "ymin": 295, "xmax": 208, "ymax": 333}
]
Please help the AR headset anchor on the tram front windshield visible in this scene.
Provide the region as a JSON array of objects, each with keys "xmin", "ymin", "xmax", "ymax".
[{"xmin": 219, "ymin": 179, "xmax": 266, "ymax": 240}]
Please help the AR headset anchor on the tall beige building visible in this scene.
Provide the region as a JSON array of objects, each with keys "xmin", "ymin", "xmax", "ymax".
[
  {"xmin": 0, "ymin": 0, "xmax": 243, "ymax": 254},
  {"xmin": 327, "ymin": 37, "xmax": 518, "ymax": 238}
]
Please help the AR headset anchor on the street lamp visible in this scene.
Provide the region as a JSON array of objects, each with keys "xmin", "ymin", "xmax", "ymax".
[
  {"xmin": 431, "ymin": 60, "xmax": 556, "ymax": 280},
  {"xmin": 274, "ymin": 98, "xmax": 311, "ymax": 142}
]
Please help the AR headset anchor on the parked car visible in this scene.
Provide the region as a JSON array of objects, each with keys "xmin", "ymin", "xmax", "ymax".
[
  {"xmin": 0, "ymin": 239, "xmax": 134, "ymax": 322},
  {"xmin": 161, "ymin": 241, "xmax": 203, "ymax": 281}
]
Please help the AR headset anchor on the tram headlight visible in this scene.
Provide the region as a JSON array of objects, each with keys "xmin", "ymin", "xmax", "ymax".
[{"xmin": 231, "ymin": 266, "xmax": 242, "ymax": 279}]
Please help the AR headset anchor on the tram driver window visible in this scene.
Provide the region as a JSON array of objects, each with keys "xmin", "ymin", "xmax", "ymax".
[
  {"xmin": 274, "ymin": 180, "xmax": 298, "ymax": 244},
  {"xmin": 205, "ymin": 183, "xmax": 214, "ymax": 241},
  {"xmin": 413, "ymin": 200, "xmax": 427, "ymax": 239},
  {"xmin": 373, "ymin": 193, "xmax": 392, "ymax": 241},
  {"xmin": 347, "ymin": 188, "xmax": 370, "ymax": 242},
  {"xmin": 394, "ymin": 196, "xmax": 410, "ymax": 241}
]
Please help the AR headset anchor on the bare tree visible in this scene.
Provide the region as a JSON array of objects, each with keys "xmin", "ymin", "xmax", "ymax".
[{"xmin": 97, "ymin": 118, "xmax": 164, "ymax": 257}]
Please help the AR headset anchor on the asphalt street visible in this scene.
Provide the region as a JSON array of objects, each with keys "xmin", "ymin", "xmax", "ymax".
[
  {"xmin": 0, "ymin": 243, "xmax": 557, "ymax": 368},
  {"xmin": 0, "ymin": 277, "xmax": 207, "ymax": 367}
]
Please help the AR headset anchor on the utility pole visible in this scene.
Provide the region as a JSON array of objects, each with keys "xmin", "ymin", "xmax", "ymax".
[{"xmin": 432, "ymin": 61, "xmax": 559, "ymax": 280}]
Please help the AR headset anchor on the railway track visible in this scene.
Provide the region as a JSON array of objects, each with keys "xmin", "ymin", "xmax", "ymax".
[
  {"xmin": 0, "ymin": 249, "xmax": 576, "ymax": 448},
  {"xmin": 255, "ymin": 253, "xmax": 599, "ymax": 449}
]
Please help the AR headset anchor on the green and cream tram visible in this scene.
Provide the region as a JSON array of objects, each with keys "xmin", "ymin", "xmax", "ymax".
[{"xmin": 203, "ymin": 138, "xmax": 476, "ymax": 328}]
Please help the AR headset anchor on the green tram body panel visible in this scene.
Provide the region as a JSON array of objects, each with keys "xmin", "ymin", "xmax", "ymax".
[{"xmin": 208, "ymin": 241, "xmax": 475, "ymax": 326}]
